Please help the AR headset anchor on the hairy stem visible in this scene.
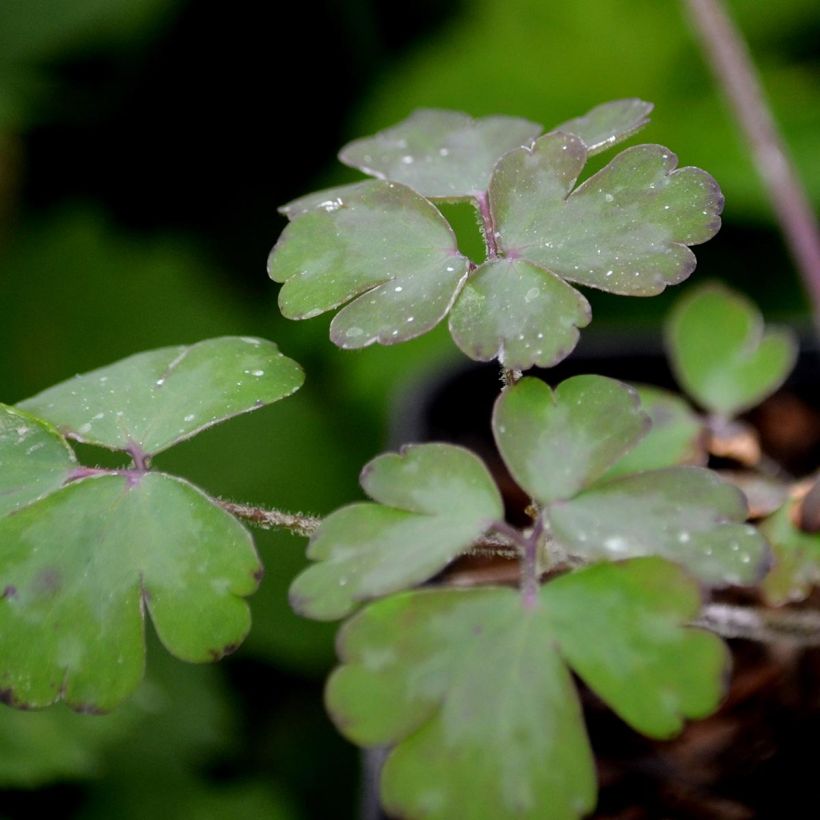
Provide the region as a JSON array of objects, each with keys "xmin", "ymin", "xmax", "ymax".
[
  {"xmin": 218, "ymin": 501, "xmax": 321, "ymax": 538},
  {"xmin": 684, "ymin": 0, "xmax": 820, "ymax": 328},
  {"xmin": 476, "ymin": 191, "xmax": 499, "ymax": 258},
  {"xmin": 697, "ymin": 603, "xmax": 820, "ymax": 646}
]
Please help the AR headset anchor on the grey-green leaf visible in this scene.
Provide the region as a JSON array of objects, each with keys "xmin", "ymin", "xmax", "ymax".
[
  {"xmin": 602, "ymin": 385, "xmax": 706, "ymax": 480},
  {"xmin": 493, "ymin": 376, "xmax": 649, "ymax": 504},
  {"xmin": 0, "ymin": 473, "xmax": 260, "ymax": 711},
  {"xmin": 552, "ymin": 98, "xmax": 653, "ymax": 155},
  {"xmin": 277, "ymin": 182, "xmax": 371, "ymax": 220},
  {"xmin": 761, "ymin": 501, "xmax": 820, "ymax": 605},
  {"xmin": 490, "ymin": 132, "xmax": 723, "ymax": 295},
  {"xmin": 548, "ymin": 467, "xmax": 770, "ymax": 586},
  {"xmin": 448, "ymin": 258, "xmax": 591, "ymax": 370},
  {"xmin": 19, "ymin": 337, "xmax": 304, "ymax": 456},
  {"xmin": 326, "ymin": 558, "xmax": 726, "ymax": 820},
  {"xmin": 666, "ymin": 283, "xmax": 798, "ymax": 416},
  {"xmin": 338, "ymin": 108, "xmax": 542, "ymax": 200},
  {"xmin": 0, "ymin": 404, "xmax": 75, "ymax": 516},
  {"xmin": 268, "ymin": 180, "xmax": 470, "ymax": 347},
  {"xmin": 289, "ymin": 444, "xmax": 503, "ymax": 621}
]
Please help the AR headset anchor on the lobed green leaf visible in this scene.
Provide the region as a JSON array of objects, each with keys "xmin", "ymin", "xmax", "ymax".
[
  {"xmin": 666, "ymin": 283, "xmax": 798, "ymax": 416},
  {"xmin": 268, "ymin": 180, "xmax": 470, "ymax": 347},
  {"xmin": 602, "ymin": 385, "xmax": 706, "ymax": 480},
  {"xmin": 490, "ymin": 132, "xmax": 723, "ymax": 295},
  {"xmin": 760, "ymin": 501, "xmax": 820, "ymax": 605},
  {"xmin": 552, "ymin": 98, "xmax": 653, "ymax": 155},
  {"xmin": 20, "ymin": 337, "xmax": 304, "ymax": 456},
  {"xmin": 338, "ymin": 108, "xmax": 542, "ymax": 200},
  {"xmin": 548, "ymin": 467, "xmax": 770, "ymax": 586},
  {"xmin": 327, "ymin": 558, "xmax": 726, "ymax": 820},
  {"xmin": 492, "ymin": 376, "xmax": 649, "ymax": 504},
  {"xmin": 0, "ymin": 404, "xmax": 76, "ymax": 516},
  {"xmin": 0, "ymin": 472, "xmax": 260, "ymax": 711},
  {"xmin": 289, "ymin": 444, "xmax": 503, "ymax": 621},
  {"xmin": 448, "ymin": 258, "xmax": 591, "ymax": 369}
]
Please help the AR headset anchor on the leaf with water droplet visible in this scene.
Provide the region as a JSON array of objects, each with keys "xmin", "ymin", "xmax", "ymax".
[
  {"xmin": 602, "ymin": 385, "xmax": 706, "ymax": 480},
  {"xmin": 268, "ymin": 180, "xmax": 470, "ymax": 348},
  {"xmin": 549, "ymin": 467, "xmax": 769, "ymax": 586},
  {"xmin": 490, "ymin": 132, "xmax": 723, "ymax": 295},
  {"xmin": 20, "ymin": 337, "xmax": 303, "ymax": 456},
  {"xmin": 0, "ymin": 472, "xmax": 260, "ymax": 711},
  {"xmin": 493, "ymin": 376, "xmax": 649, "ymax": 504},
  {"xmin": 327, "ymin": 558, "xmax": 726, "ymax": 820},
  {"xmin": 338, "ymin": 108, "xmax": 542, "ymax": 200},
  {"xmin": 448, "ymin": 258, "xmax": 591, "ymax": 369},
  {"xmin": 760, "ymin": 501, "xmax": 820, "ymax": 605},
  {"xmin": 289, "ymin": 444, "xmax": 503, "ymax": 621},
  {"xmin": 666, "ymin": 283, "xmax": 797, "ymax": 416},
  {"xmin": 0, "ymin": 404, "xmax": 76, "ymax": 516},
  {"xmin": 278, "ymin": 182, "xmax": 370, "ymax": 220},
  {"xmin": 552, "ymin": 98, "xmax": 653, "ymax": 155}
]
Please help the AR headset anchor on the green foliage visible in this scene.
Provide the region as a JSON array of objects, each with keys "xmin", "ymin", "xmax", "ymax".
[
  {"xmin": 290, "ymin": 443, "xmax": 503, "ymax": 620},
  {"xmin": 272, "ymin": 102, "xmax": 722, "ymax": 370},
  {"xmin": 338, "ymin": 109, "xmax": 542, "ymax": 200},
  {"xmin": 0, "ymin": 338, "xmax": 303, "ymax": 710},
  {"xmin": 327, "ymin": 559, "xmax": 726, "ymax": 819},
  {"xmin": 761, "ymin": 501, "xmax": 820, "ymax": 605},
  {"xmin": 492, "ymin": 377, "xmax": 767, "ymax": 585},
  {"xmin": 666, "ymin": 283, "xmax": 798, "ymax": 416},
  {"xmin": 20, "ymin": 337, "xmax": 303, "ymax": 456},
  {"xmin": 603, "ymin": 385, "xmax": 706, "ymax": 479}
]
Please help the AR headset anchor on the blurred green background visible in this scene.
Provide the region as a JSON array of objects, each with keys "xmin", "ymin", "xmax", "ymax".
[{"xmin": 0, "ymin": 1, "xmax": 817, "ymax": 817}]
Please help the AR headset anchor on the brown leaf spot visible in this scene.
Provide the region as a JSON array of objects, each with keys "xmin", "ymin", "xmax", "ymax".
[{"xmin": 1, "ymin": 585, "xmax": 16, "ymax": 600}]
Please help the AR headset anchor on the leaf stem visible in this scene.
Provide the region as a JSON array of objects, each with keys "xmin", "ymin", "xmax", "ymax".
[
  {"xmin": 683, "ymin": 0, "xmax": 820, "ymax": 329},
  {"xmin": 697, "ymin": 603, "xmax": 820, "ymax": 646},
  {"xmin": 520, "ymin": 517, "xmax": 544, "ymax": 609},
  {"xmin": 475, "ymin": 191, "xmax": 499, "ymax": 259},
  {"xmin": 217, "ymin": 500, "xmax": 321, "ymax": 538}
]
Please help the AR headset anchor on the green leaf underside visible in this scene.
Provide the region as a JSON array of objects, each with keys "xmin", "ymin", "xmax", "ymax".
[
  {"xmin": 0, "ymin": 405, "xmax": 76, "ymax": 517},
  {"xmin": 448, "ymin": 258, "xmax": 591, "ymax": 369},
  {"xmin": 327, "ymin": 559, "xmax": 726, "ymax": 820},
  {"xmin": 552, "ymin": 99, "xmax": 653, "ymax": 155},
  {"xmin": 493, "ymin": 376, "xmax": 649, "ymax": 504},
  {"xmin": 761, "ymin": 502, "xmax": 820, "ymax": 605},
  {"xmin": 0, "ymin": 473, "xmax": 260, "ymax": 711},
  {"xmin": 19, "ymin": 337, "xmax": 304, "ymax": 456},
  {"xmin": 490, "ymin": 132, "xmax": 723, "ymax": 295},
  {"xmin": 666, "ymin": 284, "xmax": 798, "ymax": 416},
  {"xmin": 338, "ymin": 109, "xmax": 542, "ymax": 200},
  {"xmin": 290, "ymin": 444, "xmax": 503, "ymax": 621},
  {"xmin": 268, "ymin": 180, "xmax": 471, "ymax": 347},
  {"xmin": 278, "ymin": 181, "xmax": 371, "ymax": 220},
  {"xmin": 549, "ymin": 467, "xmax": 769, "ymax": 586},
  {"xmin": 603, "ymin": 385, "xmax": 706, "ymax": 480}
]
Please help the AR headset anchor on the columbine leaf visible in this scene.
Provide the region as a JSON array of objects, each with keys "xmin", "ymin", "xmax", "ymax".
[
  {"xmin": 490, "ymin": 132, "xmax": 723, "ymax": 295},
  {"xmin": 666, "ymin": 283, "xmax": 798, "ymax": 416},
  {"xmin": 327, "ymin": 558, "xmax": 726, "ymax": 820},
  {"xmin": 277, "ymin": 182, "xmax": 370, "ymax": 220},
  {"xmin": 20, "ymin": 337, "xmax": 303, "ymax": 457},
  {"xmin": 268, "ymin": 180, "xmax": 471, "ymax": 347},
  {"xmin": 289, "ymin": 444, "xmax": 502, "ymax": 621},
  {"xmin": 448, "ymin": 258, "xmax": 591, "ymax": 369},
  {"xmin": 761, "ymin": 502, "xmax": 820, "ymax": 605},
  {"xmin": 603, "ymin": 385, "xmax": 706, "ymax": 480},
  {"xmin": 493, "ymin": 376, "xmax": 648, "ymax": 504},
  {"xmin": 0, "ymin": 404, "xmax": 75, "ymax": 516},
  {"xmin": 548, "ymin": 467, "xmax": 769, "ymax": 586},
  {"xmin": 338, "ymin": 109, "xmax": 542, "ymax": 200},
  {"xmin": 553, "ymin": 98, "xmax": 653, "ymax": 155},
  {"xmin": 0, "ymin": 472, "xmax": 260, "ymax": 711}
]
